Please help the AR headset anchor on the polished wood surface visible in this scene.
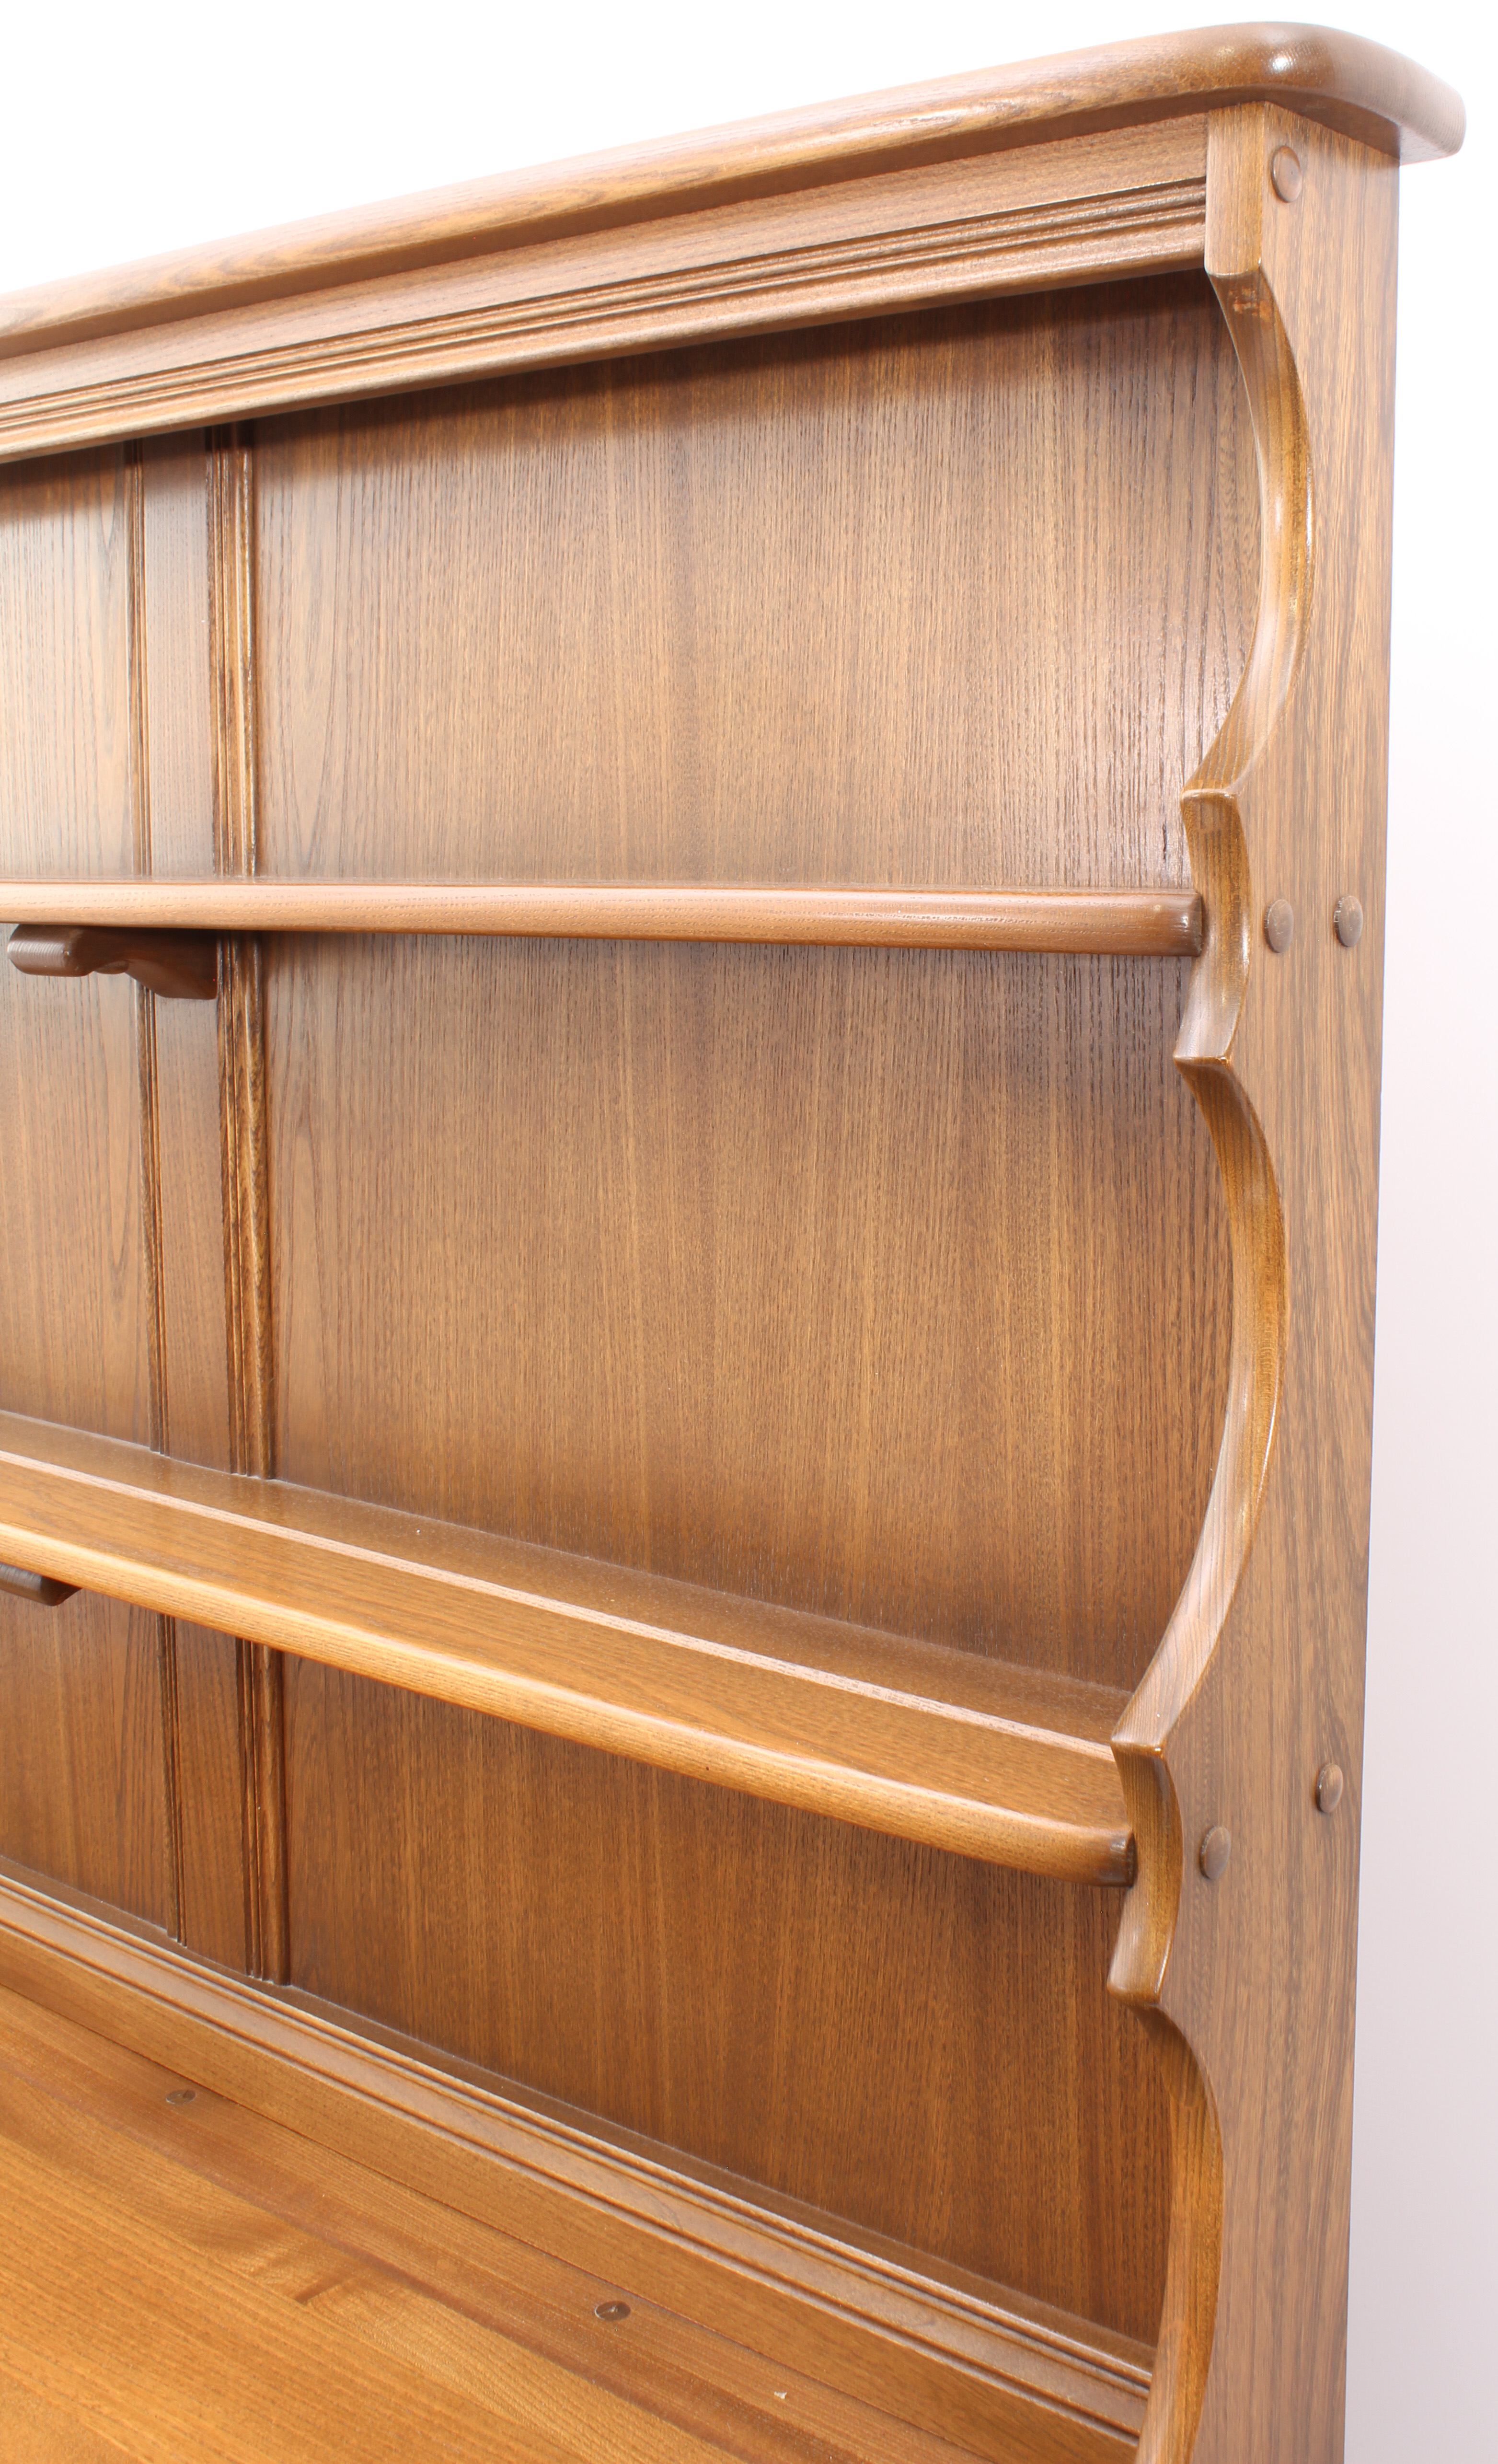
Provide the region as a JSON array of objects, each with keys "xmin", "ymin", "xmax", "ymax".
[
  {"xmin": 137, "ymin": 435, "xmax": 258, "ymax": 1977},
  {"xmin": 0, "ymin": 1598, "xmax": 170, "ymax": 1927},
  {"xmin": 243, "ymin": 287, "xmax": 1238, "ymax": 2343},
  {"xmin": 0, "ymin": 119, "xmax": 1210, "ymax": 464},
  {"xmin": 0, "ymin": 1409, "xmax": 1134, "ymax": 1886},
  {"xmin": 0, "ymin": 1975, "xmax": 1012, "ymax": 2464},
  {"xmin": 0, "ymin": 1870, "xmax": 1152, "ymax": 2461},
  {"xmin": 3, "ymin": 880, "xmax": 1205, "ymax": 954},
  {"xmin": 253, "ymin": 289, "xmax": 1243, "ymax": 1683},
  {"xmin": 0, "ymin": 256, "xmax": 1249, "ymax": 2381},
  {"xmin": 0, "ymin": 33, "xmax": 1462, "ymax": 463},
  {"xmin": 1108, "ymin": 105, "xmax": 1403, "ymax": 2460},
  {"xmin": 207, "ymin": 426, "xmax": 292, "ymax": 1989},
  {"xmin": 0, "ymin": 1563, "xmax": 76, "ymax": 1607},
  {"xmin": 7, "ymin": 920, "xmax": 218, "ymax": 997},
  {"xmin": 0, "ymin": 26, "xmax": 1462, "ymax": 365},
  {"xmin": 0, "ymin": 444, "xmax": 182, "ymax": 1939},
  {"xmin": 0, "ymin": 26, "xmax": 1461, "ymax": 2461}
]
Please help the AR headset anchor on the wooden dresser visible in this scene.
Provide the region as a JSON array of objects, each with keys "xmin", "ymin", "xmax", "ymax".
[{"xmin": 0, "ymin": 24, "xmax": 1463, "ymax": 2462}]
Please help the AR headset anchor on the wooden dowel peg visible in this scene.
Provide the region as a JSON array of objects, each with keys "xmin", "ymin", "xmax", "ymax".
[{"xmin": 1263, "ymin": 899, "xmax": 1294, "ymax": 954}]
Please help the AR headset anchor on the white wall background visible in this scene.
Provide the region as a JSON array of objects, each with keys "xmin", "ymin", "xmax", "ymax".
[{"xmin": 2, "ymin": 7, "xmax": 1491, "ymax": 2452}]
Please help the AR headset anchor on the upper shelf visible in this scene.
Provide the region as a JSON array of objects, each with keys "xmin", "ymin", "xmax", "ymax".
[
  {"xmin": 0, "ymin": 1409, "xmax": 1133, "ymax": 1888},
  {"xmin": 1, "ymin": 881, "xmax": 1203, "ymax": 958},
  {"xmin": 0, "ymin": 27, "xmax": 1461, "ymax": 464}
]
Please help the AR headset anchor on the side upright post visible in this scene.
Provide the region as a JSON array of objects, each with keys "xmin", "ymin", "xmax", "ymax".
[{"xmin": 1109, "ymin": 102, "xmax": 1400, "ymax": 2464}]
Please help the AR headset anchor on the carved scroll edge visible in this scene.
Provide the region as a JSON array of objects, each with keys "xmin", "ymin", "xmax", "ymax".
[{"xmin": 1107, "ymin": 107, "xmax": 1313, "ymax": 2463}]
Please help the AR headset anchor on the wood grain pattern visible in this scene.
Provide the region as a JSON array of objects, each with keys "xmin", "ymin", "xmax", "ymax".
[
  {"xmin": 0, "ymin": 1565, "xmax": 77, "ymax": 1607},
  {"xmin": 0, "ymin": 1989, "xmax": 1081, "ymax": 2464},
  {"xmin": 166, "ymin": 1622, "xmax": 248, "ymax": 1971},
  {"xmin": 0, "ymin": 124, "xmax": 1209, "ymax": 465},
  {"xmin": 0, "ymin": 879, "xmax": 1205, "ymax": 954},
  {"xmin": 0, "ymin": 29, "xmax": 1463, "ymax": 464},
  {"xmin": 0, "ymin": 25, "xmax": 1461, "ymax": 354},
  {"xmin": 0, "ymin": 41, "xmax": 1453, "ymax": 2457},
  {"xmin": 282, "ymin": 1668, "xmax": 1168, "ymax": 2350},
  {"xmin": 130, "ymin": 430, "xmax": 188, "ymax": 1954},
  {"xmin": 0, "ymin": 1596, "xmax": 169, "ymax": 1925},
  {"xmin": 259, "ymin": 288, "xmax": 1244, "ymax": 1680},
  {"xmin": 0, "ymin": 940, "xmax": 161, "ymax": 1445},
  {"xmin": 0, "ymin": 1981, "xmax": 1029, "ymax": 2464},
  {"xmin": 0, "ymin": 1407, "xmax": 1132, "ymax": 1886},
  {"xmin": 8, "ymin": 920, "xmax": 218, "ymax": 995},
  {"xmin": 0, "ymin": 451, "xmax": 148, "ymax": 1425},
  {"xmin": 138, "ymin": 435, "xmax": 236, "ymax": 1469},
  {"xmin": 208, "ymin": 430, "xmax": 270, "ymax": 1477},
  {"xmin": 208, "ymin": 428, "xmax": 289, "ymax": 1987},
  {"xmin": 135, "ymin": 436, "xmax": 252, "ymax": 1974},
  {"xmin": 0, "ymin": 1870, "xmax": 1154, "ymax": 2459},
  {"xmin": 254, "ymin": 293, "xmax": 1248, "ymax": 906},
  {"xmin": 0, "ymin": 445, "xmax": 174, "ymax": 1931},
  {"xmin": 1109, "ymin": 108, "xmax": 1401, "ymax": 2461},
  {"xmin": 0, "ymin": 1989, "xmax": 807, "ymax": 2463},
  {"xmin": 232, "ymin": 275, "xmax": 1251, "ymax": 2334}
]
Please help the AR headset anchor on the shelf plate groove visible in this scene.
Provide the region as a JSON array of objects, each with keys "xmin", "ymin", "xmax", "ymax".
[{"xmin": 0, "ymin": 1411, "xmax": 1133, "ymax": 1888}]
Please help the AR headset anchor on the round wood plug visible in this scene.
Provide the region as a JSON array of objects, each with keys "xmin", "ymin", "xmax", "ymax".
[{"xmin": 1264, "ymin": 899, "xmax": 1294, "ymax": 953}]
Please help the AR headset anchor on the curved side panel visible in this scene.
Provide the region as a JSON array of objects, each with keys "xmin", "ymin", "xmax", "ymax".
[
  {"xmin": 1112, "ymin": 257, "xmax": 1309, "ymax": 1999},
  {"xmin": 1108, "ymin": 106, "xmax": 1399, "ymax": 2463},
  {"xmin": 1129, "ymin": 2014, "xmax": 1225, "ymax": 2464}
]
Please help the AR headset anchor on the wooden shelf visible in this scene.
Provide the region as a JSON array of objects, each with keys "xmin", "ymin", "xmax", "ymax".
[
  {"xmin": 1, "ymin": 878, "xmax": 1203, "ymax": 956},
  {"xmin": 0, "ymin": 1883, "xmax": 1156, "ymax": 2459},
  {"xmin": 0, "ymin": 1411, "xmax": 1132, "ymax": 1888}
]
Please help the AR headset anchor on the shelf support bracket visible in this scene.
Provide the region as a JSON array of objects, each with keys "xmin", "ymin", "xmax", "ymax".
[{"xmin": 8, "ymin": 922, "xmax": 218, "ymax": 1001}]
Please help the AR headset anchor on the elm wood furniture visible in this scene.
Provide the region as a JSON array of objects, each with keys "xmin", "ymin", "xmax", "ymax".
[
  {"xmin": 0, "ymin": 1982, "xmax": 1004, "ymax": 2463},
  {"xmin": 0, "ymin": 23, "xmax": 1462, "ymax": 2461}
]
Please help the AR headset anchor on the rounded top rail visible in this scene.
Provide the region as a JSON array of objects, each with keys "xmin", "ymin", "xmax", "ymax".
[{"xmin": 0, "ymin": 26, "xmax": 1462, "ymax": 356}]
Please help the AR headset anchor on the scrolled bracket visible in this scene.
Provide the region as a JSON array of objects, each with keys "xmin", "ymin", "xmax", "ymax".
[
  {"xmin": 1106, "ymin": 100, "xmax": 1376, "ymax": 2464},
  {"xmin": 8, "ymin": 921, "xmax": 218, "ymax": 1001},
  {"xmin": 1113, "ymin": 143, "xmax": 1311, "ymax": 2013}
]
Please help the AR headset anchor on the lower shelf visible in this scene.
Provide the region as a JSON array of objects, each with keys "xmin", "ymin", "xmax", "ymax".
[
  {"xmin": 0, "ymin": 1867, "xmax": 1154, "ymax": 2463},
  {"xmin": 0, "ymin": 1411, "xmax": 1133, "ymax": 1887}
]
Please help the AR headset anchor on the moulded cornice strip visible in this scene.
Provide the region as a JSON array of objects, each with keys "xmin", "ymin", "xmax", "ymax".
[
  {"xmin": 0, "ymin": 25, "xmax": 1463, "ymax": 363},
  {"xmin": 0, "ymin": 123, "xmax": 1206, "ymax": 461}
]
